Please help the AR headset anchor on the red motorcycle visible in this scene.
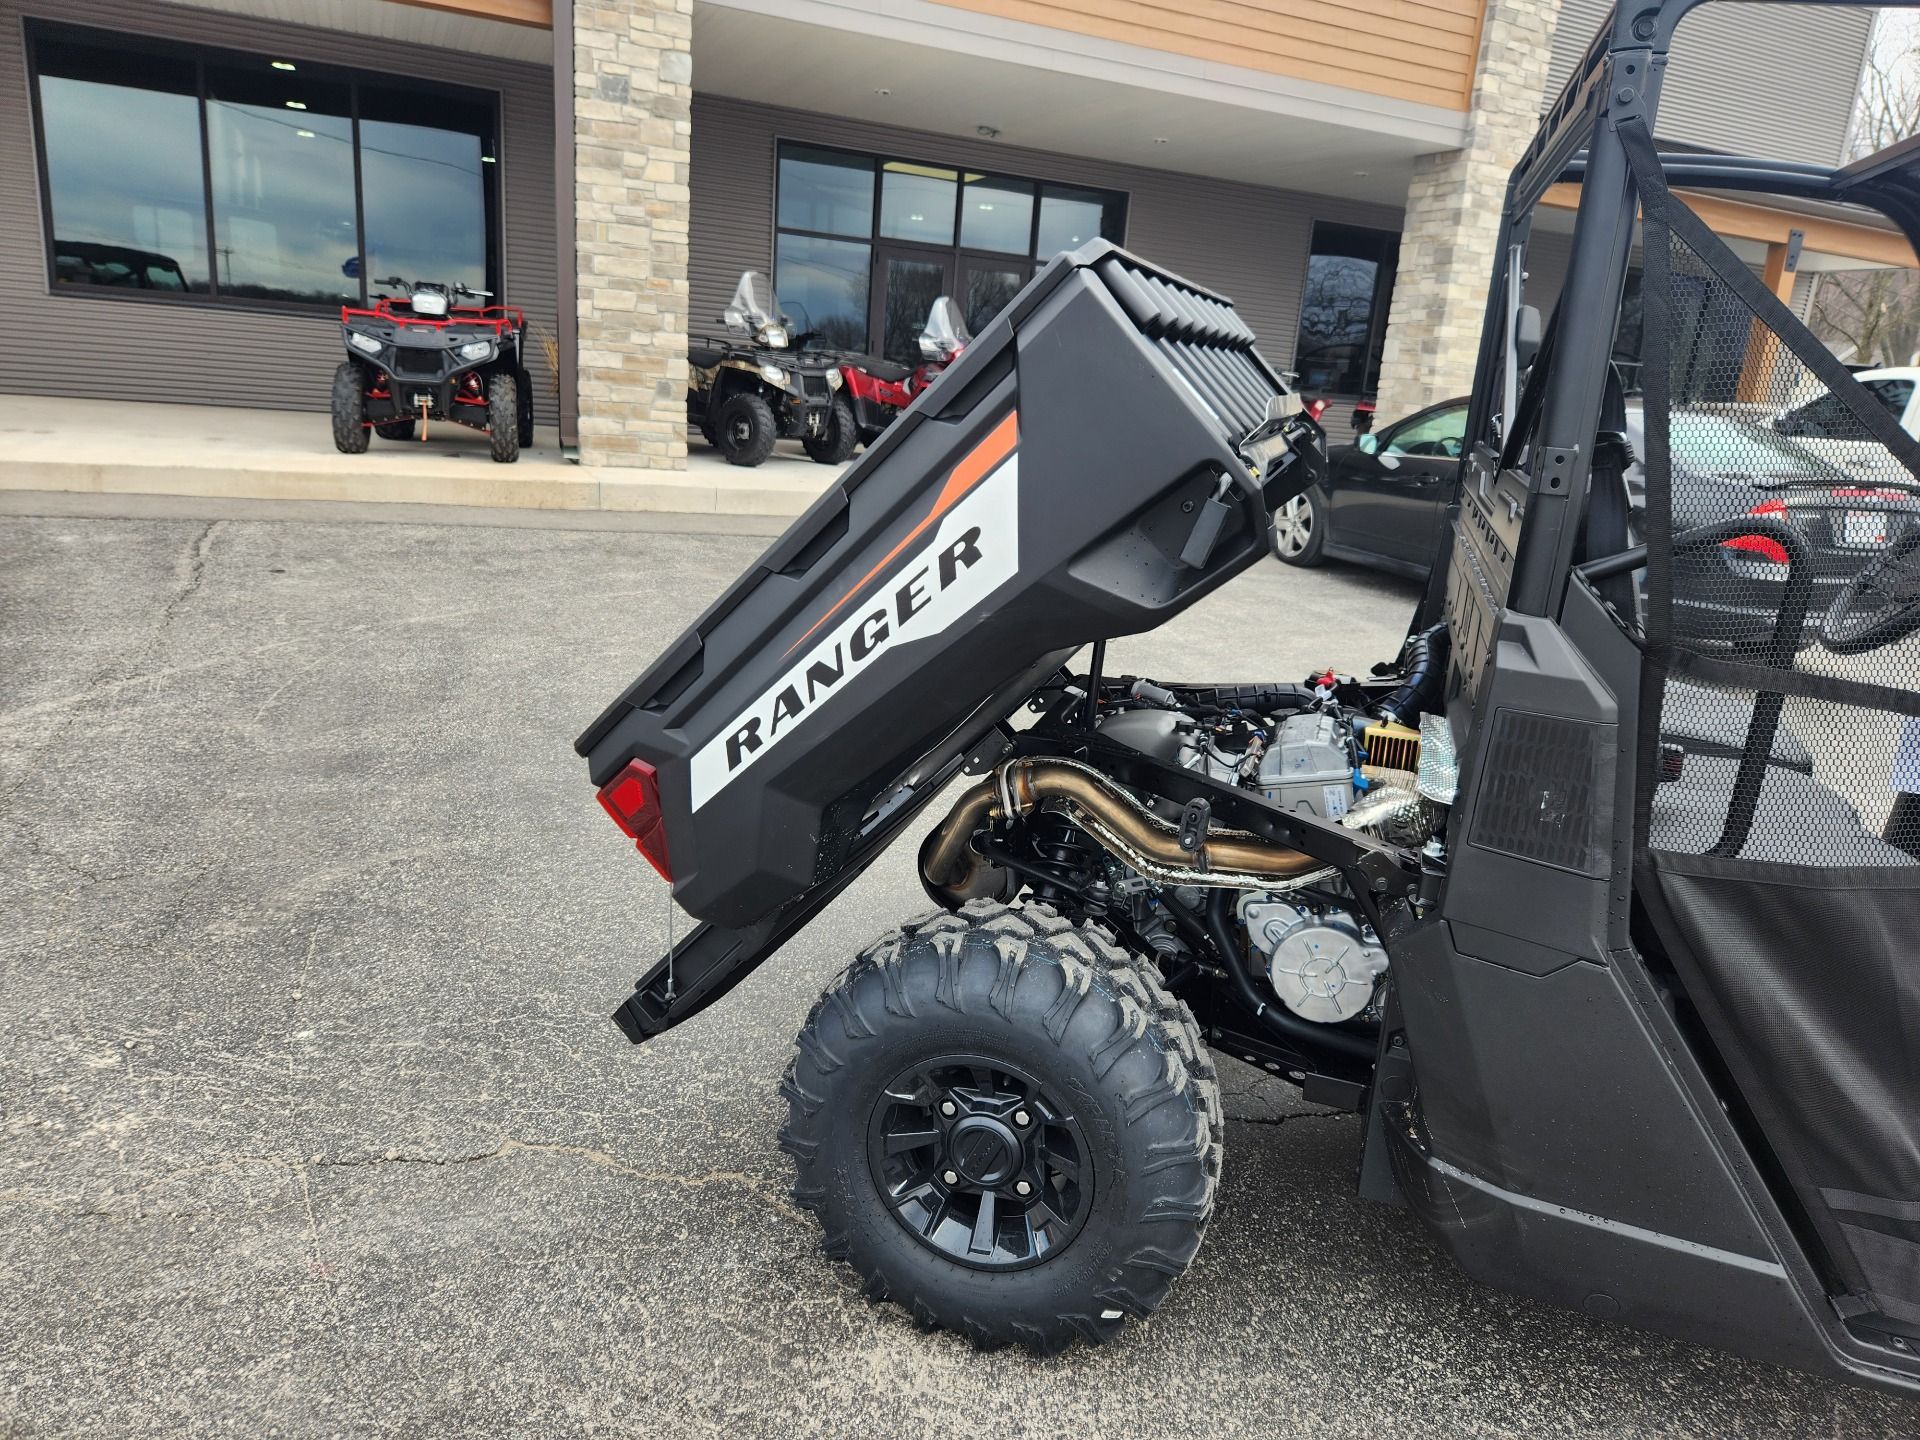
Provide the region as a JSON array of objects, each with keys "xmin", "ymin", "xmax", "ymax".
[{"xmin": 835, "ymin": 296, "xmax": 972, "ymax": 447}]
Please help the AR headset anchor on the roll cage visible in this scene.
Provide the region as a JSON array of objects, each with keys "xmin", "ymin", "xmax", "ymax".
[{"xmin": 1439, "ymin": 0, "xmax": 1920, "ymax": 636}]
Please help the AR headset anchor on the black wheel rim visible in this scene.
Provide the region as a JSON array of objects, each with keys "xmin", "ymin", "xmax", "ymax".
[
  {"xmin": 865, "ymin": 1053, "xmax": 1093, "ymax": 1272},
  {"xmin": 729, "ymin": 416, "xmax": 752, "ymax": 446}
]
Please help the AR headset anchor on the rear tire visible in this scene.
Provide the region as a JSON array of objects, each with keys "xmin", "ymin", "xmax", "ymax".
[
  {"xmin": 1273, "ymin": 488, "xmax": 1326, "ymax": 567},
  {"xmin": 781, "ymin": 900, "xmax": 1220, "ymax": 1354},
  {"xmin": 802, "ymin": 396, "xmax": 858, "ymax": 465},
  {"xmin": 331, "ymin": 362, "xmax": 369, "ymax": 454},
  {"xmin": 487, "ymin": 373, "xmax": 519, "ymax": 464},
  {"xmin": 715, "ymin": 392, "xmax": 778, "ymax": 468},
  {"xmin": 374, "ymin": 419, "xmax": 416, "ymax": 442}
]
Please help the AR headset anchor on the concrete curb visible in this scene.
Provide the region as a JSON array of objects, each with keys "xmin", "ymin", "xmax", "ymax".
[{"xmin": 0, "ymin": 454, "xmax": 833, "ymax": 518}]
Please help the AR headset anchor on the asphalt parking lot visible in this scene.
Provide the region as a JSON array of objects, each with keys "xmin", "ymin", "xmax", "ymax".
[{"xmin": 5, "ymin": 491, "xmax": 1919, "ymax": 1438}]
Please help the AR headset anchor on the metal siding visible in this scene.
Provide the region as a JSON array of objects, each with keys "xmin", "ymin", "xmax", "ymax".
[
  {"xmin": 0, "ymin": 0, "xmax": 555, "ymax": 412},
  {"xmin": 690, "ymin": 93, "xmax": 1403, "ymax": 377},
  {"xmin": 1544, "ymin": 0, "xmax": 1872, "ymax": 167}
]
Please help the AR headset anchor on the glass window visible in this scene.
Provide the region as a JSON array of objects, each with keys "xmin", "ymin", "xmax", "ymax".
[
  {"xmin": 359, "ymin": 85, "xmax": 490, "ymax": 296},
  {"xmin": 36, "ymin": 36, "xmax": 210, "ymax": 293},
  {"xmin": 775, "ymin": 233, "xmax": 871, "ymax": 351},
  {"xmin": 1385, "ymin": 404, "xmax": 1469, "ymax": 458},
  {"xmin": 29, "ymin": 24, "xmax": 498, "ymax": 311},
  {"xmin": 1773, "ymin": 377, "xmax": 1914, "ymax": 439},
  {"xmin": 773, "ymin": 141, "xmax": 1122, "ymax": 355},
  {"xmin": 206, "ymin": 65, "xmax": 357, "ymax": 303},
  {"xmin": 1293, "ymin": 222, "xmax": 1399, "ymax": 396},
  {"xmin": 1035, "ymin": 184, "xmax": 1122, "ymax": 256},
  {"xmin": 961, "ymin": 176, "xmax": 1033, "ymax": 254},
  {"xmin": 963, "ymin": 263, "xmax": 1024, "ymax": 333},
  {"xmin": 879, "ymin": 162, "xmax": 956, "ymax": 244},
  {"xmin": 777, "ymin": 145, "xmax": 873, "ymax": 237}
]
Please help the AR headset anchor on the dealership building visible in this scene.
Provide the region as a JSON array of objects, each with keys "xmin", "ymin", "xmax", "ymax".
[{"xmin": 0, "ymin": 0, "xmax": 1909, "ymax": 475}]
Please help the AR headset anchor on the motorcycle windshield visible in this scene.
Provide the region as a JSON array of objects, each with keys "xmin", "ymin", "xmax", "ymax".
[
  {"xmin": 919, "ymin": 296, "xmax": 970, "ymax": 359},
  {"xmin": 727, "ymin": 272, "xmax": 784, "ymax": 332}
]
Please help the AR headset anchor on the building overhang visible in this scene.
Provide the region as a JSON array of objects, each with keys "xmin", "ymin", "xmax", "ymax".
[{"xmin": 692, "ymin": 0, "xmax": 1470, "ymax": 206}]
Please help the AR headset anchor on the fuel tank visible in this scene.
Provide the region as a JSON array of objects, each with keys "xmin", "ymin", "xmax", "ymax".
[{"xmin": 577, "ymin": 241, "xmax": 1318, "ymax": 930}]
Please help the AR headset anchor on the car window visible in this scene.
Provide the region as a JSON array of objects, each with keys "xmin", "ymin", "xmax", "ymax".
[
  {"xmin": 1773, "ymin": 377, "xmax": 1913, "ymax": 439},
  {"xmin": 1384, "ymin": 404, "xmax": 1468, "ymax": 458},
  {"xmin": 1669, "ymin": 412, "xmax": 1850, "ymax": 484}
]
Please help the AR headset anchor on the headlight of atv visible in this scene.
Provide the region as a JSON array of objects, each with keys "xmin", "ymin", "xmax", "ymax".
[
  {"xmin": 759, "ymin": 363, "xmax": 788, "ymax": 386},
  {"xmin": 825, "ymin": 368, "xmax": 843, "ymax": 390},
  {"xmin": 457, "ymin": 340, "xmax": 494, "ymax": 362},
  {"xmin": 348, "ymin": 332, "xmax": 383, "ymax": 356},
  {"xmin": 758, "ymin": 325, "xmax": 789, "ymax": 349}
]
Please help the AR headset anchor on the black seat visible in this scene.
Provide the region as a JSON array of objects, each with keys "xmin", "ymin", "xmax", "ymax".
[
  {"xmin": 853, "ymin": 356, "xmax": 914, "ymax": 383},
  {"xmin": 689, "ymin": 344, "xmax": 727, "ymax": 369}
]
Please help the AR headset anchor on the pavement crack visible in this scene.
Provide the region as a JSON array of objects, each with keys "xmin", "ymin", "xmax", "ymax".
[{"xmin": 1225, "ymin": 1109, "xmax": 1347, "ymax": 1128}]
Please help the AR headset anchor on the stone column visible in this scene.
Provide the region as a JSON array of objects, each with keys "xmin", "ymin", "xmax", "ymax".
[
  {"xmin": 572, "ymin": 0, "xmax": 693, "ymax": 469},
  {"xmin": 1372, "ymin": 0, "xmax": 1564, "ymax": 425}
]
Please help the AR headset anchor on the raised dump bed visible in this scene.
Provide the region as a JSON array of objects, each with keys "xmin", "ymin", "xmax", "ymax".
[{"xmin": 577, "ymin": 240, "xmax": 1318, "ymax": 1030}]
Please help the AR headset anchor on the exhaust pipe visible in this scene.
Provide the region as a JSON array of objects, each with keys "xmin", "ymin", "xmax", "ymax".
[{"xmin": 921, "ymin": 758, "xmax": 1330, "ymax": 903}]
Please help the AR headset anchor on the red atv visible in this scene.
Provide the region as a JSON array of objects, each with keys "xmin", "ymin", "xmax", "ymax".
[
  {"xmin": 836, "ymin": 296, "xmax": 972, "ymax": 448},
  {"xmin": 332, "ymin": 277, "xmax": 533, "ymax": 463}
]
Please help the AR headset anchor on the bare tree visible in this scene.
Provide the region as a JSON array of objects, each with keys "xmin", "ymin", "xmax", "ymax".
[{"xmin": 1807, "ymin": 13, "xmax": 1920, "ymax": 366}]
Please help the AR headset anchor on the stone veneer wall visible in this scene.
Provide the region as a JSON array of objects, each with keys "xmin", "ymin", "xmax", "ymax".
[
  {"xmin": 573, "ymin": 0, "xmax": 693, "ymax": 469},
  {"xmin": 1372, "ymin": 0, "xmax": 1565, "ymax": 424}
]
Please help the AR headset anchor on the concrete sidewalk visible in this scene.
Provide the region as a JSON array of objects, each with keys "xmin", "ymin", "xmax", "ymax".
[{"xmin": 0, "ymin": 394, "xmax": 844, "ymax": 517}]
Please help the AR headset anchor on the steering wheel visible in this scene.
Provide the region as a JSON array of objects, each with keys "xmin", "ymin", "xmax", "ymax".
[{"xmin": 1820, "ymin": 527, "xmax": 1920, "ymax": 654}]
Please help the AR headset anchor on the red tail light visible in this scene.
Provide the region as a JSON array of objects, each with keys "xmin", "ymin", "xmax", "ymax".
[
  {"xmin": 1305, "ymin": 397, "xmax": 1329, "ymax": 421},
  {"xmin": 597, "ymin": 759, "xmax": 672, "ymax": 882},
  {"xmin": 1722, "ymin": 498, "xmax": 1790, "ymax": 565}
]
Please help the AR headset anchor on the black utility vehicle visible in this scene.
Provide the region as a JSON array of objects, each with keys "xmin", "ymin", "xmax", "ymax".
[
  {"xmin": 690, "ymin": 272, "xmax": 852, "ymax": 467},
  {"xmin": 333, "ymin": 277, "xmax": 532, "ymax": 463},
  {"xmin": 578, "ymin": 0, "xmax": 1920, "ymax": 1394}
]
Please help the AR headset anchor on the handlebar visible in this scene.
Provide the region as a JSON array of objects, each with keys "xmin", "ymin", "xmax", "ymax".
[{"xmin": 374, "ymin": 276, "xmax": 493, "ymax": 300}]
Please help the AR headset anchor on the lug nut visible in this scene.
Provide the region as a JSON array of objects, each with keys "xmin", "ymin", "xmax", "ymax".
[
  {"xmin": 1015, "ymin": 1180, "xmax": 1032, "ymax": 1196},
  {"xmin": 943, "ymin": 1169, "xmax": 959, "ymax": 1186},
  {"xmin": 940, "ymin": 1100, "xmax": 956, "ymax": 1117},
  {"xmin": 1013, "ymin": 1109, "xmax": 1031, "ymax": 1127}
]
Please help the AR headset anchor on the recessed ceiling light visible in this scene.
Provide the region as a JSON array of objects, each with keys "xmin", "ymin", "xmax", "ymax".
[
  {"xmin": 874, "ymin": 87, "xmax": 891, "ymax": 96},
  {"xmin": 481, "ymin": 155, "xmax": 496, "ymax": 164},
  {"xmin": 285, "ymin": 100, "xmax": 307, "ymax": 110},
  {"xmin": 295, "ymin": 128, "xmax": 315, "ymax": 138},
  {"xmin": 1152, "ymin": 136, "xmax": 1170, "ymax": 145},
  {"xmin": 271, "ymin": 60, "xmax": 296, "ymax": 71},
  {"xmin": 976, "ymin": 124, "xmax": 1000, "ymax": 139},
  {"xmin": 978, "ymin": 203, "xmax": 994, "ymax": 211},
  {"xmin": 909, "ymin": 213, "xmax": 924, "ymax": 222}
]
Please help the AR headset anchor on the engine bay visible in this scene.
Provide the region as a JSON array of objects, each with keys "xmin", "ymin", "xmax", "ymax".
[{"xmin": 920, "ymin": 626, "xmax": 1455, "ymax": 1065}]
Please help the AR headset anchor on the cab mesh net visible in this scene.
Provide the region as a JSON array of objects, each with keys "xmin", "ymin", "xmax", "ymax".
[{"xmin": 1621, "ymin": 118, "xmax": 1920, "ymax": 1328}]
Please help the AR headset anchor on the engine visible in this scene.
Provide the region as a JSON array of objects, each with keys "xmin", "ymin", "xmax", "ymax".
[{"xmin": 1090, "ymin": 683, "xmax": 1403, "ymax": 1026}]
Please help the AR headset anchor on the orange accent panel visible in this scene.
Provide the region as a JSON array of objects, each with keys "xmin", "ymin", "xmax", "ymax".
[{"xmin": 784, "ymin": 411, "xmax": 1020, "ymax": 656}]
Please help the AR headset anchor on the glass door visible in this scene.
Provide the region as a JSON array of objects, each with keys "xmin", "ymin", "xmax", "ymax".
[
  {"xmin": 870, "ymin": 244, "xmax": 954, "ymax": 365},
  {"xmin": 960, "ymin": 257, "xmax": 1029, "ymax": 335}
]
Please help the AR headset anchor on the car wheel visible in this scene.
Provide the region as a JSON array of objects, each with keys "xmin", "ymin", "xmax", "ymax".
[
  {"xmin": 331, "ymin": 362, "xmax": 369, "ymax": 455},
  {"xmin": 1273, "ymin": 489, "xmax": 1327, "ymax": 566},
  {"xmin": 486, "ymin": 373, "xmax": 520, "ymax": 464},
  {"xmin": 802, "ymin": 397, "xmax": 858, "ymax": 465},
  {"xmin": 715, "ymin": 393, "xmax": 778, "ymax": 468},
  {"xmin": 781, "ymin": 900, "xmax": 1220, "ymax": 1354}
]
